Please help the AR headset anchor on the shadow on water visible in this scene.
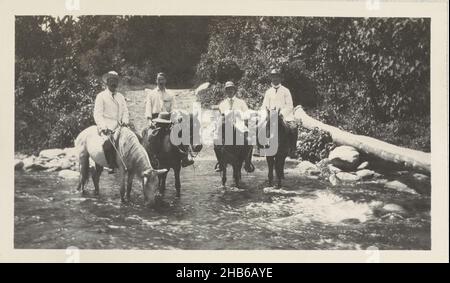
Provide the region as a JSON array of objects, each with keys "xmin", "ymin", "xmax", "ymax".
[{"xmin": 14, "ymin": 148, "xmax": 430, "ymax": 250}]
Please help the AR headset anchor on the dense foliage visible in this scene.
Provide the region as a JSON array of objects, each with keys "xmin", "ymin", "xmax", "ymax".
[
  {"xmin": 195, "ymin": 17, "xmax": 430, "ymax": 151},
  {"xmin": 15, "ymin": 16, "xmax": 209, "ymax": 153},
  {"xmin": 296, "ymin": 126, "xmax": 335, "ymax": 163},
  {"xmin": 15, "ymin": 16, "xmax": 430, "ymax": 154}
]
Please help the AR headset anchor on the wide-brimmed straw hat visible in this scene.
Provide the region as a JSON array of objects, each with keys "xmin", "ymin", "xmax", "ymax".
[
  {"xmin": 153, "ymin": 112, "xmax": 172, "ymax": 124},
  {"xmin": 102, "ymin": 71, "xmax": 120, "ymax": 83}
]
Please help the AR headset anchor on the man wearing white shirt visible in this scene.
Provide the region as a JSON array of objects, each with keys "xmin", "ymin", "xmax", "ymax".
[
  {"xmin": 145, "ymin": 72, "xmax": 176, "ymax": 125},
  {"xmin": 257, "ymin": 68, "xmax": 298, "ymax": 158},
  {"xmin": 144, "ymin": 72, "xmax": 194, "ymax": 167},
  {"xmin": 214, "ymin": 81, "xmax": 253, "ymax": 172},
  {"xmin": 93, "ymin": 71, "xmax": 130, "ymax": 171}
]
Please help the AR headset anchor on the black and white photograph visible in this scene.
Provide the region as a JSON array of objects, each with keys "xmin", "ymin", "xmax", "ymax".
[{"xmin": 1, "ymin": 0, "xmax": 448, "ymax": 262}]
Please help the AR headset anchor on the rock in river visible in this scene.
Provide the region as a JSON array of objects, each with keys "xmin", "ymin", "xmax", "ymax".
[
  {"xmin": 329, "ymin": 174, "xmax": 339, "ymax": 186},
  {"xmin": 58, "ymin": 170, "xmax": 80, "ymax": 179},
  {"xmin": 356, "ymin": 169, "xmax": 377, "ymax": 180},
  {"xmin": 15, "ymin": 159, "xmax": 24, "ymax": 170},
  {"xmin": 384, "ymin": 180, "xmax": 418, "ymax": 195},
  {"xmin": 22, "ymin": 156, "xmax": 36, "ymax": 170},
  {"xmin": 357, "ymin": 161, "xmax": 369, "ymax": 170},
  {"xmin": 296, "ymin": 161, "xmax": 321, "ymax": 176},
  {"xmin": 336, "ymin": 172, "xmax": 361, "ymax": 182},
  {"xmin": 39, "ymin": 148, "xmax": 65, "ymax": 160},
  {"xmin": 413, "ymin": 173, "xmax": 429, "ymax": 182},
  {"xmin": 382, "ymin": 203, "xmax": 406, "ymax": 214},
  {"xmin": 328, "ymin": 146, "xmax": 360, "ymax": 171}
]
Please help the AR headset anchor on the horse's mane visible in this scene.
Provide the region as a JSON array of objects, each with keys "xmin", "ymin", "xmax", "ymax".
[{"xmin": 118, "ymin": 127, "xmax": 152, "ymax": 173}]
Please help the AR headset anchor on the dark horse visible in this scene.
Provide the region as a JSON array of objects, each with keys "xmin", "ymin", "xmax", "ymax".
[
  {"xmin": 257, "ymin": 109, "xmax": 291, "ymax": 188},
  {"xmin": 141, "ymin": 112, "xmax": 203, "ymax": 198},
  {"xmin": 214, "ymin": 112, "xmax": 254, "ymax": 187}
]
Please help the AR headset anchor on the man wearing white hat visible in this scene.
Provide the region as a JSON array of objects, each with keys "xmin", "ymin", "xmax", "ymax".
[
  {"xmin": 256, "ymin": 68, "xmax": 298, "ymax": 158},
  {"xmin": 93, "ymin": 71, "xmax": 130, "ymax": 171}
]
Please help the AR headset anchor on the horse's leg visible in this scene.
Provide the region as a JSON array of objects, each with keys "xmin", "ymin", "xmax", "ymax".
[
  {"xmin": 92, "ymin": 163, "xmax": 103, "ymax": 196},
  {"xmin": 280, "ymin": 156, "xmax": 287, "ymax": 179},
  {"xmin": 267, "ymin": 156, "xmax": 274, "ymax": 187},
  {"xmin": 275, "ymin": 156, "xmax": 286, "ymax": 188},
  {"xmin": 174, "ymin": 164, "xmax": 181, "ymax": 197},
  {"xmin": 222, "ymin": 164, "xmax": 227, "ymax": 187},
  {"xmin": 160, "ymin": 170, "xmax": 168, "ymax": 197},
  {"xmin": 235, "ymin": 162, "xmax": 243, "ymax": 188},
  {"xmin": 126, "ymin": 172, "xmax": 134, "ymax": 202},
  {"xmin": 232, "ymin": 164, "xmax": 238, "ymax": 187},
  {"xmin": 77, "ymin": 153, "xmax": 90, "ymax": 193},
  {"xmin": 119, "ymin": 167, "xmax": 127, "ymax": 203}
]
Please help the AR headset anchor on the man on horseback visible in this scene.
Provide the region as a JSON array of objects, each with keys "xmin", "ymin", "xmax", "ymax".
[
  {"xmin": 214, "ymin": 81, "xmax": 254, "ymax": 173},
  {"xmin": 93, "ymin": 71, "xmax": 130, "ymax": 173},
  {"xmin": 254, "ymin": 68, "xmax": 298, "ymax": 158},
  {"xmin": 145, "ymin": 72, "xmax": 194, "ymax": 167}
]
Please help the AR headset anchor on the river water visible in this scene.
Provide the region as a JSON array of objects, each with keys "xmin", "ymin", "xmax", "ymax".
[{"xmin": 14, "ymin": 147, "xmax": 430, "ymax": 250}]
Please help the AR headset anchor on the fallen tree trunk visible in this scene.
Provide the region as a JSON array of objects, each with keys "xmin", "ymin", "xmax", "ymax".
[{"xmin": 293, "ymin": 106, "xmax": 431, "ymax": 174}]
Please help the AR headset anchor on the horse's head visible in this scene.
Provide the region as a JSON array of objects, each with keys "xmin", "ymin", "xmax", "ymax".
[{"xmin": 142, "ymin": 168, "xmax": 168, "ymax": 207}]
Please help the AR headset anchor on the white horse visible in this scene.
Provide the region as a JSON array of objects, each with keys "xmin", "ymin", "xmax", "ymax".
[{"xmin": 74, "ymin": 126, "xmax": 167, "ymax": 206}]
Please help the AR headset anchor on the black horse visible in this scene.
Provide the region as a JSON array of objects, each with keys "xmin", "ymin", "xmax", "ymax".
[
  {"xmin": 214, "ymin": 112, "xmax": 254, "ymax": 188},
  {"xmin": 257, "ymin": 109, "xmax": 291, "ymax": 188},
  {"xmin": 141, "ymin": 112, "xmax": 203, "ymax": 198}
]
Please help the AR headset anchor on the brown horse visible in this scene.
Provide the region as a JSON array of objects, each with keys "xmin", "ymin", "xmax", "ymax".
[
  {"xmin": 75, "ymin": 126, "xmax": 167, "ymax": 205},
  {"xmin": 141, "ymin": 112, "xmax": 203, "ymax": 198},
  {"xmin": 257, "ymin": 109, "xmax": 290, "ymax": 188},
  {"xmin": 214, "ymin": 112, "xmax": 254, "ymax": 187}
]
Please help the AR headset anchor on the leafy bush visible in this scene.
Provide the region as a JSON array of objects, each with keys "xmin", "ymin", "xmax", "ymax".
[
  {"xmin": 195, "ymin": 17, "xmax": 430, "ymax": 151},
  {"xmin": 15, "ymin": 16, "xmax": 211, "ymax": 152},
  {"xmin": 296, "ymin": 126, "xmax": 335, "ymax": 163},
  {"xmin": 48, "ymin": 104, "xmax": 95, "ymax": 148}
]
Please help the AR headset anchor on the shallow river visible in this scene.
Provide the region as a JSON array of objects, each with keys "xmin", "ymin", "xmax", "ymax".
[{"xmin": 15, "ymin": 147, "xmax": 430, "ymax": 250}]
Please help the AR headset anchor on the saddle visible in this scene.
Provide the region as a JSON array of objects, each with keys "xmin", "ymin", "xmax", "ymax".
[{"xmin": 98, "ymin": 127, "xmax": 120, "ymax": 169}]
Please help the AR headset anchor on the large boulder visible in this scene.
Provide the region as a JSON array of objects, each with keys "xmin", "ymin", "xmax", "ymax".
[
  {"xmin": 58, "ymin": 169, "xmax": 80, "ymax": 179},
  {"xmin": 22, "ymin": 156, "xmax": 36, "ymax": 170},
  {"xmin": 39, "ymin": 148, "xmax": 65, "ymax": 160},
  {"xmin": 328, "ymin": 146, "xmax": 360, "ymax": 171},
  {"xmin": 382, "ymin": 203, "xmax": 406, "ymax": 214},
  {"xmin": 296, "ymin": 161, "xmax": 321, "ymax": 176},
  {"xmin": 336, "ymin": 172, "xmax": 361, "ymax": 182},
  {"xmin": 63, "ymin": 147, "xmax": 78, "ymax": 161},
  {"xmin": 59, "ymin": 158, "xmax": 73, "ymax": 170},
  {"xmin": 412, "ymin": 173, "xmax": 429, "ymax": 182},
  {"xmin": 356, "ymin": 169, "xmax": 378, "ymax": 180},
  {"xmin": 15, "ymin": 159, "xmax": 24, "ymax": 170},
  {"xmin": 384, "ymin": 180, "xmax": 418, "ymax": 195},
  {"xmin": 327, "ymin": 164, "xmax": 342, "ymax": 173},
  {"xmin": 357, "ymin": 161, "xmax": 370, "ymax": 170},
  {"xmin": 23, "ymin": 156, "xmax": 48, "ymax": 171},
  {"xmin": 45, "ymin": 159, "xmax": 62, "ymax": 170},
  {"xmin": 329, "ymin": 174, "xmax": 339, "ymax": 186}
]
